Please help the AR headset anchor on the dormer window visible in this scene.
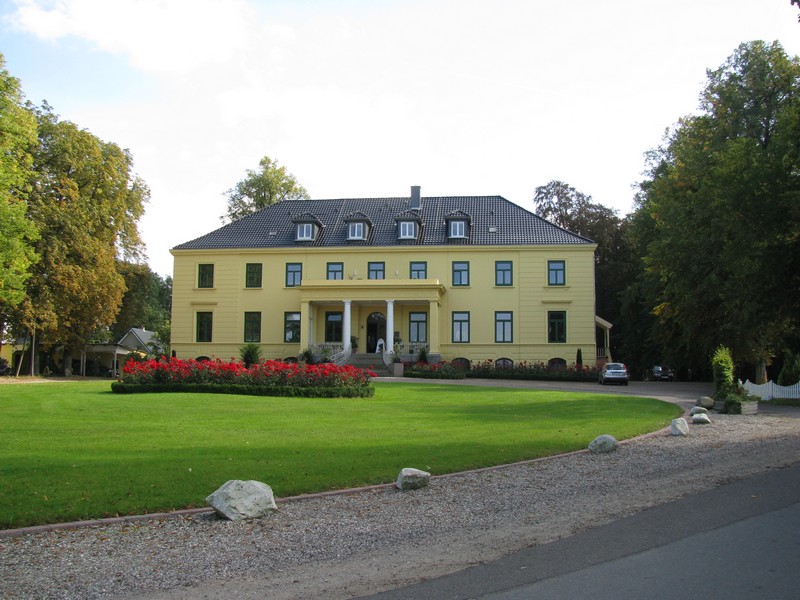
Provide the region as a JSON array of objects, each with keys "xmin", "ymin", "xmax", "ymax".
[
  {"xmin": 348, "ymin": 221, "xmax": 366, "ymax": 240},
  {"xmin": 445, "ymin": 210, "xmax": 471, "ymax": 240},
  {"xmin": 449, "ymin": 219, "xmax": 467, "ymax": 238},
  {"xmin": 292, "ymin": 212, "xmax": 322, "ymax": 242},
  {"xmin": 398, "ymin": 221, "xmax": 417, "ymax": 239},
  {"xmin": 296, "ymin": 222, "xmax": 314, "ymax": 241}
]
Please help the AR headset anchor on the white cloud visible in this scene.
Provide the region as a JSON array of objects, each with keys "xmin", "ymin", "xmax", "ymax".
[{"xmin": 5, "ymin": 0, "xmax": 800, "ymax": 275}]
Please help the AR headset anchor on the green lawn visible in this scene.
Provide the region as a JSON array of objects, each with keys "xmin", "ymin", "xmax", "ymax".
[{"xmin": 0, "ymin": 380, "xmax": 681, "ymax": 529}]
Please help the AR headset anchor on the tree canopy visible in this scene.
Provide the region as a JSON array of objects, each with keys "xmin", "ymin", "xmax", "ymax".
[
  {"xmin": 0, "ymin": 55, "xmax": 39, "ymax": 310},
  {"xmin": 222, "ymin": 155, "xmax": 309, "ymax": 223},
  {"xmin": 629, "ymin": 40, "xmax": 800, "ymax": 374},
  {"xmin": 17, "ymin": 104, "xmax": 150, "ymax": 355}
]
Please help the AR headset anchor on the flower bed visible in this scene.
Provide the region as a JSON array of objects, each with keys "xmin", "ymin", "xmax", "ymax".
[
  {"xmin": 404, "ymin": 361, "xmax": 468, "ymax": 379},
  {"xmin": 468, "ymin": 360, "xmax": 600, "ymax": 382},
  {"xmin": 111, "ymin": 358, "xmax": 375, "ymax": 398}
]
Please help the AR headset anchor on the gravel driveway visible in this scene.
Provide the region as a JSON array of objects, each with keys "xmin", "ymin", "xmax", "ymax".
[{"xmin": 1, "ymin": 380, "xmax": 799, "ymax": 600}]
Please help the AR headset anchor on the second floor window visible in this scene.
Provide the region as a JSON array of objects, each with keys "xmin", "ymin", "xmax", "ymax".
[
  {"xmin": 496, "ymin": 261, "xmax": 512, "ymax": 286},
  {"xmin": 548, "ymin": 260, "xmax": 566, "ymax": 286},
  {"xmin": 198, "ymin": 264, "xmax": 214, "ymax": 288},
  {"xmin": 368, "ymin": 262, "xmax": 385, "ymax": 280},
  {"xmin": 410, "ymin": 261, "xmax": 427, "ymax": 279},
  {"xmin": 245, "ymin": 263, "xmax": 262, "ymax": 288},
  {"xmin": 286, "ymin": 263, "xmax": 302, "ymax": 287},
  {"xmin": 452, "ymin": 261, "xmax": 469, "ymax": 286},
  {"xmin": 327, "ymin": 262, "xmax": 344, "ymax": 280}
]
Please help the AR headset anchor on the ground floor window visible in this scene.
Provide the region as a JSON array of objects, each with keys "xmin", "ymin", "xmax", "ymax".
[
  {"xmin": 548, "ymin": 311, "xmax": 566, "ymax": 343},
  {"xmin": 495, "ymin": 311, "xmax": 512, "ymax": 343},
  {"xmin": 244, "ymin": 311, "xmax": 261, "ymax": 343},
  {"xmin": 325, "ymin": 311, "xmax": 343, "ymax": 342},
  {"xmin": 409, "ymin": 312, "xmax": 427, "ymax": 343},
  {"xmin": 284, "ymin": 312, "xmax": 301, "ymax": 343},
  {"xmin": 196, "ymin": 311, "xmax": 213, "ymax": 342},
  {"xmin": 452, "ymin": 311, "xmax": 470, "ymax": 343}
]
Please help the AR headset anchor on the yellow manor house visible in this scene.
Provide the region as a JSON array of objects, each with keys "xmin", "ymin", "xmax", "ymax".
[{"xmin": 170, "ymin": 187, "xmax": 611, "ymax": 368}]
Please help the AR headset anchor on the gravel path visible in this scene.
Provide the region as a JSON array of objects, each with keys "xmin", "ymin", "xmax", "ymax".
[{"xmin": 2, "ymin": 383, "xmax": 799, "ymax": 600}]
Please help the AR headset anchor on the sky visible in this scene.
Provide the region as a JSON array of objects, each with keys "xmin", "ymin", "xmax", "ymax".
[{"xmin": 1, "ymin": 0, "xmax": 799, "ymax": 277}]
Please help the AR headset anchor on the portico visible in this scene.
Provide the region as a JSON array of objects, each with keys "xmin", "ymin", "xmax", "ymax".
[{"xmin": 297, "ymin": 279, "xmax": 446, "ymax": 356}]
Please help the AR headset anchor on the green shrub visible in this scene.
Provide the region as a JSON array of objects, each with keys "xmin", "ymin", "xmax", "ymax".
[
  {"xmin": 712, "ymin": 345, "xmax": 735, "ymax": 401},
  {"xmin": 405, "ymin": 362, "xmax": 466, "ymax": 379},
  {"xmin": 720, "ymin": 386, "xmax": 755, "ymax": 414},
  {"xmin": 239, "ymin": 343, "xmax": 263, "ymax": 368},
  {"xmin": 417, "ymin": 346, "xmax": 429, "ymax": 364},
  {"xmin": 778, "ymin": 351, "xmax": 800, "ymax": 386}
]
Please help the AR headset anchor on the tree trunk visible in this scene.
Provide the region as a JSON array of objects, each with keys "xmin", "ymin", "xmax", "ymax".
[
  {"xmin": 63, "ymin": 348, "xmax": 73, "ymax": 376},
  {"xmin": 755, "ymin": 361, "xmax": 767, "ymax": 384}
]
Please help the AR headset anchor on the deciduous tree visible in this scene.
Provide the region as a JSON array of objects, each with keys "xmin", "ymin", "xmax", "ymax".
[
  {"xmin": 18, "ymin": 105, "xmax": 149, "ymax": 373},
  {"xmin": 0, "ymin": 55, "xmax": 39, "ymax": 311},
  {"xmin": 630, "ymin": 41, "xmax": 800, "ymax": 376},
  {"xmin": 222, "ymin": 155, "xmax": 309, "ymax": 223}
]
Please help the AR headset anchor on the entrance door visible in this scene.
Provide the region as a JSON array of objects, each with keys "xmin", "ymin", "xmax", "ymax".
[{"xmin": 366, "ymin": 312, "xmax": 386, "ymax": 353}]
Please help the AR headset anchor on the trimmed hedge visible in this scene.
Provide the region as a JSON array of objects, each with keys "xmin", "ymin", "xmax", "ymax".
[
  {"xmin": 114, "ymin": 357, "xmax": 375, "ymax": 398},
  {"xmin": 111, "ymin": 382, "xmax": 374, "ymax": 398},
  {"xmin": 469, "ymin": 360, "xmax": 600, "ymax": 382},
  {"xmin": 404, "ymin": 362, "xmax": 467, "ymax": 379}
]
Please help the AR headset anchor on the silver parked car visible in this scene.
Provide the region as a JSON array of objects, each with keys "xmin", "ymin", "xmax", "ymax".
[{"xmin": 599, "ymin": 362, "xmax": 629, "ymax": 385}]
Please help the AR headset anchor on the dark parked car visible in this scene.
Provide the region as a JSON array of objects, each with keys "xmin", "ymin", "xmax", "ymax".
[
  {"xmin": 599, "ymin": 362, "xmax": 629, "ymax": 385},
  {"xmin": 650, "ymin": 365, "xmax": 674, "ymax": 381}
]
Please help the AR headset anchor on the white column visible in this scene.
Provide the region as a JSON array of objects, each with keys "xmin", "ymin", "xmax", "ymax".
[
  {"xmin": 386, "ymin": 299, "xmax": 395, "ymax": 354},
  {"xmin": 343, "ymin": 300, "xmax": 352, "ymax": 352}
]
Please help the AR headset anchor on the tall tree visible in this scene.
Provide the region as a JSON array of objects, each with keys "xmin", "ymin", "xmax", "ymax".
[
  {"xmin": 17, "ymin": 104, "xmax": 150, "ymax": 373},
  {"xmin": 630, "ymin": 41, "xmax": 800, "ymax": 377},
  {"xmin": 112, "ymin": 262, "xmax": 171, "ymax": 347},
  {"xmin": 222, "ymin": 155, "xmax": 309, "ymax": 223},
  {"xmin": 0, "ymin": 55, "xmax": 39, "ymax": 312}
]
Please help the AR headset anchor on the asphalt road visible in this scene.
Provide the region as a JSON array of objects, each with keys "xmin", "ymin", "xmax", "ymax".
[{"xmin": 364, "ymin": 454, "xmax": 800, "ymax": 600}]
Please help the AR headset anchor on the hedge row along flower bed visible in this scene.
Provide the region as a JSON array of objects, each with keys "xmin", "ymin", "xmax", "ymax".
[
  {"xmin": 111, "ymin": 358, "xmax": 376, "ymax": 398},
  {"xmin": 469, "ymin": 360, "xmax": 600, "ymax": 382},
  {"xmin": 403, "ymin": 360, "xmax": 599, "ymax": 382}
]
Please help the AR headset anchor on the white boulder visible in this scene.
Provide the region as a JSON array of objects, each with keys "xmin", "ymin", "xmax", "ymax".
[
  {"xmin": 588, "ymin": 434, "xmax": 618, "ymax": 453},
  {"xmin": 689, "ymin": 406, "xmax": 708, "ymax": 416},
  {"xmin": 670, "ymin": 418, "xmax": 689, "ymax": 436},
  {"xmin": 396, "ymin": 468, "xmax": 431, "ymax": 490},
  {"xmin": 692, "ymin": 413, "xmax": 712, "ymax": 425},
  {"xmin": 206, "ymin": 480, "xmax": 278, "ymax": 521}
]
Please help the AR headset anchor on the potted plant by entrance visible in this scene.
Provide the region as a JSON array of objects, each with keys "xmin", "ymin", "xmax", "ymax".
[
  {"xmin": 389, "ymin": 354, "xmax": 404, "ymax": 377},
  {"xmin": 351, "ymin": 336, "xmax": 359, "ymax": 353}
]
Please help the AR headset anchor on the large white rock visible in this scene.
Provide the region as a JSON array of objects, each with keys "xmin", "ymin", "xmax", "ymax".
[
  {"xmin": 206, "ymin": 480, "xmax": 278, "ymax": 521},
  {"xmin": 692, "ymin": 413, "xmax": 712, "ymax": 424},
  {"xmin": 697, "ymin": 396, "xmax": 715, "ymax": 409},
  {"xmin": 396, "ymin": 468, "xmax": 431, "ymax": 490},
  {"xmin": 671, "ymin": 418, "xmax": 690, "ymax": 436},
  {"xmin": 689, "ymin": 406, "xmax": 708, "ymax": 416},
  {"xmin": 588, "ymin": 434, "xmax": 618, "ymax": 453}
]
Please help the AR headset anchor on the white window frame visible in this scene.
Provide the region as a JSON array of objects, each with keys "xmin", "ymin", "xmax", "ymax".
[
  {"xmin": 296, "ymin": 223, "xmax": 314, "ymax": 241},
  {"xmin": 398, "ymin": 221, "xmax": 416, "ymax": 239},
  {"xmin": 449, "ymin": 220, "xmax": 466, "ymax": 238},
  {"xmin": 348, "ymin": 222, "xmax": 366, "ymax": 240}
]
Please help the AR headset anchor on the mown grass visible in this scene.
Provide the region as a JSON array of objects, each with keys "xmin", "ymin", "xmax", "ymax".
[{"xmin": 0, "ymin": 380, "xmax": 681, "ymax": 529}]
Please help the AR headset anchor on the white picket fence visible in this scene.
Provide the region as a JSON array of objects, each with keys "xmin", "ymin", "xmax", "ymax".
[{"xmin": 740, "ymin": 379, "xmax": 800, "ymax": 400}]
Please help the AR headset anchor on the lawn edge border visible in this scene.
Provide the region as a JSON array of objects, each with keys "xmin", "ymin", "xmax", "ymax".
[{"xmin": 0, "ymin": 425, "xmax": 673, "ymax": 539}]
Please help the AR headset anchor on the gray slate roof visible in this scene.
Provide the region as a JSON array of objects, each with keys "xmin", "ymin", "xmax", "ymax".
[{"xmin": 172, "ymin": 196, "xmax": 594, "ymax": 250}]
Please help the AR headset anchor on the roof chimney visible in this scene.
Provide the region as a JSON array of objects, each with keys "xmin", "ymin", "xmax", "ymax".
[{"xmin": 410, "ymin": 185, "xmax": 421, "ymax": 210}]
